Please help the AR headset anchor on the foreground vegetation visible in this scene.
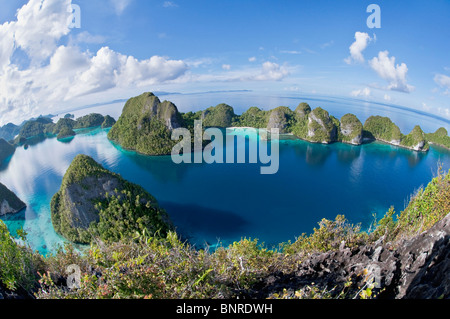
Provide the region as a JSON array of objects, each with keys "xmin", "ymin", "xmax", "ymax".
[{"xmin": 1, "ymin": 168, "xmax": 449, "ymax": 299}]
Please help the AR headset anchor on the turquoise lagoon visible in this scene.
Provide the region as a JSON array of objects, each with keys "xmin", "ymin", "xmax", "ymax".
[{"xmin": 1, "ymin": 93, "xmax": 450, "ymax": 255}]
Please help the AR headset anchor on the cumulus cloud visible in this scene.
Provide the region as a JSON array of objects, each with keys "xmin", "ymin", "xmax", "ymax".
[
  {"xmin": 368, "ymin": 51, "xmax": 414, "ymax": 93},
  {"xmin": 249, "ymin": 61, "xmax": 290, "ymax": 81},
  {"xmin": 434, "ymin": 74, "xmax": 450, "ymax": 95},
  {"xmin": 2, "ymin": 0, "xmax": 72, "ymax": 66},
  {"xmin": 351, "ymin": 87, "xmax": 371, "ymax": 98},
  {"xmin": 345, "ymin": 32, "xmax": 372, "ymax": 64},
  {"xmin": 0, "ymin": 0, "xmax": 189, "ymax": 125}
]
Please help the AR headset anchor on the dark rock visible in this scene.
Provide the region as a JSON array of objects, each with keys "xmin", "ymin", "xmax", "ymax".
[
  {"xmin": 0, "ymin": 182, "xmax": 26, "ymax": 216},
  {"xmin": 249, "ymin": 213, "xmax": 450, "ymax": 299}
]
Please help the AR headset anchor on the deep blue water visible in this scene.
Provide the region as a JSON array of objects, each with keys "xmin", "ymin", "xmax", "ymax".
[{"xmin": 1, "ymin": 93, "xmax": 450, "ymax": 255}]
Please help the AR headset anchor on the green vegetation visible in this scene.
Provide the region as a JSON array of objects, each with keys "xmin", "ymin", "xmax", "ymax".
[
  {"xmin": 108, "ymin": 92, "xmax": 450, "ymax": 154},
  {"xmin": 426, "ymin": 127, "xmax": 450, "ymax": 149},
  {"xmin": 0, "ymin": 168, "xmax": 449, "ymax": 299},
  {"xmin": 108, "ymin": 92, "xmax": 182, "ymax": 156},
  {"xmin": 202, "ymin": 103, "xmax": 237, "ymax": 128},
  {"xmin": 304, "ymin": 107, "xmax": 338, "ymax": 143},
  {"xmin": 338, "ymin": 113, "xmax": 363, "ymax": 144},
  {"xmin": 0, "ymin": 138, "xmax": 15, "ymax": 164},
  {"xmin": 16, "ymin": 121, "xmax": 47, "ymax": 140},
  {"xmin": 400, "ymin": 125, "xmax": 429, "ymax": 151},
  {"xmin": 0, "ymin": 221, "xmax": 43, "ymax": 293},
  {"xmin": 376, "ymin": 166, "xmax": 450, "ymax": 242},
  {"xmin": 101, "ymin": 115, "xmax": 116, "ymax": 129},
  {"xmin": 57, "ymin": 126, "xmax": 76, "ymax": 140},
  {"xmin": 363, "ymin": 116, "xmax": 402, "ymax": 143},
  {"xmin": 235, "ymin": 107, "xmax": 269, "ymax": 128},
  {"xmin": 51, "ymin": 155, "xmax": 172, "ymax": 244},
  {"xmin": 52, "ymin": 118, "xmax": 76, "ymax": 135},
  {"xmin": 266, "ymin": 106, "xmax": 297, "ymax": 134},
  {"xmin": 74, "ymin": 113, "xmax": 106, "ymax": 129},
  {"xmin": 295, "ymin": 102, "xmax": 312, "ymax": 118}
]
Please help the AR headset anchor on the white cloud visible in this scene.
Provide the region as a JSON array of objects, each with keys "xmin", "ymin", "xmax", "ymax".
[
  {"xmin": 422, "ymin": 102, "xmax": 431, "ymax": 111},
  {"xmin": 249, "ymin": 61, "xmax": 290, "ymax": 81},
  {"xmin": 384, "ymin": 94, "xmax": 391, "ymax": 101},
  {"xmin": 73, "ymin": 31, "xmax": 106, "ymax": 44},
  {"xmin": 3, "ymin": 0, "xmax": 72, "ymax": 66},
  {"xmin": 110, "ymin": 0, "xmax": 132, "ymax": 15},
  {"xmin": 163, "ymin": 1, "xmax": 178, "ymax": 8},
  {"xmin": 188, "ymin": 61, "xmax": 291, "ymax": 83},
  {"xmin": 369, "ymin": 51, "xmax": 414, "ymax": 93},
  {"xmin": 437, "ymin": 107, "xmax": 450, "ymax": 118},
  {"xmin": 351, "ymin": 87, "xmax": 371, "ymax": 98},
  {"xmin": 434, "ymin": 73, "xmax": 450, "ymax": 94},
  {"xmin": 0, "ymin": 0, "xmax": 189, "ymax": 126},
  {"xmin": 248, "ymin": 57, "xmax": 256, "ymax": 62},
  {"xmin": 345, "ymin": 32, "xmax": 372, "ymax": 64},
  {"xmin": 222, "ymin": 64, "xmax": 231, "ymax": 70}
]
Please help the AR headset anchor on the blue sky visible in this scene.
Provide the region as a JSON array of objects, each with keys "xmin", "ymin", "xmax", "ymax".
[{"xmin": 0, "ymin": 0, "xmax": 449, "ymax": 125}]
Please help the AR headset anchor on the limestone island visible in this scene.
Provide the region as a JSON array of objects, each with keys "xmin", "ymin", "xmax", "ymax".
[
  {"xmin": 0, "ymin": 138, "xmax": 15, "ymax": 165},
  {"xmin": 0, "ymin": 182, "xmax": 26, "ymax": 216},
  {"xmin": 50, "ymin": 154, "xmax": 172, "ymax": 244},
  {"xmin": 108, "ymin": 92, "xmax": 449, "ymax": 156}
]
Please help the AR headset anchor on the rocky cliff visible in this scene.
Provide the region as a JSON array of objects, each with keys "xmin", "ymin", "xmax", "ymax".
[
  {"xmin": 339, "ymin": 113, "xmax": 363, "ymax": 145},
  {"xmin": 251, "ymin": 212, "xmax": 450, "ymax": 299},
  {"xmin": 202, "ymin": 103, "xmax": 236, "ymax": 128},
  {"xmin": 400, "ymin": 125, "xmax": 429, "ymax": 152},
  {"xmin": 0, "ymin": 139, "xmax": 15, "ymax": 165},
  {"xmin": 267, "ymin": 107, "xmax": 295, "ymax": 134},
  {"xmin": 0, "ymin": 183, "xmax": 26, "ymax": 216},
  {"xmin": 306, "ymin": 107, "xmax": 338, "ymax": 144},
  {"xmin": 51, "ymin": 154, "xmax": 172, "ymax": 244},
  {"xmin": 364, "ymin": 116, "xmax": 402, "ymax": 145},
  {"xmin": 108, "ymin": 92, "xmax": 183, "ymax": 155}
]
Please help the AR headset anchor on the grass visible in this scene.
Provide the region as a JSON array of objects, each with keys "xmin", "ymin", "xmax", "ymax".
[{"xmin": 0, "ymin": 168, "xmax": 447, "ymax": 299}]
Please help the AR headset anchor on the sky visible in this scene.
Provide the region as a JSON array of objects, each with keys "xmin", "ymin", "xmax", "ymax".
[{"xmin": 0, "ymin": 0, "xmax": 449, "ymax": 126}]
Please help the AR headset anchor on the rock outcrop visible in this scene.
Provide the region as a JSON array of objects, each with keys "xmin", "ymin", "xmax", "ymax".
[
  {"xmin": 0, "ymin": 183, "xmax": 26, "ymax": 216},
  {"xmin": 339, "ymin": 113, "xmax": 363, "ymax": 145},
  {"xmin": 426, "ymin": 127, "xmax": 450, "ymax": 149},
  {"xmin": 0, "ymin": 138, "xmax": 15, "ymax": 165},
  {"xmin": 108, "ymin": 92, "xmax": 183, "ymax": 155},
  {"xmin": 250, "ymin": 212, "xmax": 450, "ymax": 299},
  {"xmin": 202, "ymin": 103, "xmax": 236, "ymax": 128},
  {"xmin": 363, "ymin": 116, "xmax": 402, "ymax": 145},
  {"xmin": 51, "ymin": 154, "xmax": 172, "ymax": 244},
  {"xmin": 267, "ymin": 107, "xmax": 295, "ymax": 134},
  {"xmin": 295, "ymin": 103, "xmax": 312, "ymax": 119},
  {"xmin": 306, "ymin": 107, "xmax": 338, "ymax": 144},
  {"xmin": 400, "ymin": 125, "xmax": 429, "ymax": 152}
]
